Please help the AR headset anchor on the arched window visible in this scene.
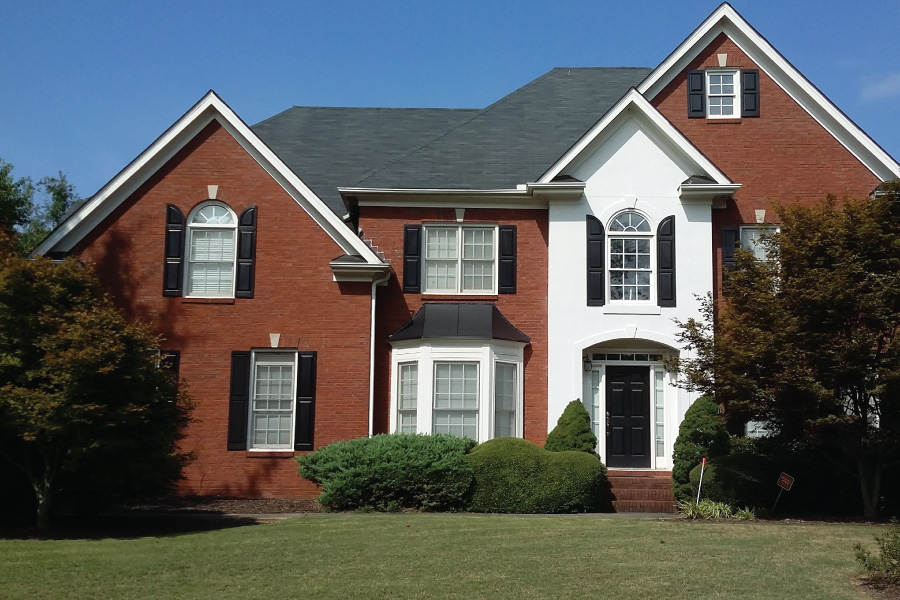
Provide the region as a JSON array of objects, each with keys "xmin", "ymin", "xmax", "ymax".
[
  {"xmin": 186, "ymin": 202, "xmax": 237, "ymax": 297},
  {"xmin": 608, "ymin": 211, "xmax": 652, "ymax": 301}
]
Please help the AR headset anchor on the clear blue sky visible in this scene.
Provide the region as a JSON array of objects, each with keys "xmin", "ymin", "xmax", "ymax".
[{"xmin": 2, "ymin": 0, "xmax": 898, "ymax": 199}]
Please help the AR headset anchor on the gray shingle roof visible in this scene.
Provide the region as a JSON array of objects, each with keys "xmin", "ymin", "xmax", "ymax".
[
  {"xmin": 252, "ymin": 107, "xmax": 478, "ymax": 215},
  {"xmin": 252, "ymin": 67, "xmax": 651, "ymax": 215}
]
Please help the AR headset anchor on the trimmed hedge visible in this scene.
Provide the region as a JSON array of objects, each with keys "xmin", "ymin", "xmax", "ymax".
[
  {"xmin": 544, "ymin": 399, "xmax": 598, "ymax": 454},
  {"xmin": 296, "ymin": 434, "xmax": 476, "ymax": 511},
  {"xmin": 672, "ymin": 396, "xmax": 730, "ymax": 502},
  {"xmin": 467, "ymin": 437, "xmax": 606, "ymax": 513}
]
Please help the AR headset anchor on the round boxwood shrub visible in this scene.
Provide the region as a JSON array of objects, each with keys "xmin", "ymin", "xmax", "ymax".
[
  {"xmin": 297, "ymin": 433, "xmax": 477, "ymax": 511},
  {"xmin": 672, "ymin": 396, "xmax": 729, "ymax": 502},
  {"xmin": 467, "ymin": 437, "xmax": 606, "ymax": 513},
  {"xmin": 544, "ymin": 399, "xmax": 598, "ymax": 454}
]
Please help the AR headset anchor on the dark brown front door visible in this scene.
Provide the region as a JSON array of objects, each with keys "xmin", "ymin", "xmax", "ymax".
[{"xmin": 606, "ymin": 366, "xmax": 651, "ymax": 468}]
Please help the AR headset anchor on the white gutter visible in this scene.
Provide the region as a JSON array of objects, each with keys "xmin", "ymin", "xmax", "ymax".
[{"xmin": 368, "ymin": 270, "xmax": 392, "ymax": 437}]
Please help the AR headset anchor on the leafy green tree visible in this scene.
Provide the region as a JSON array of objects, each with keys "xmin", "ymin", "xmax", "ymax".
[
  {"xmin": 544, "ymin": 400, "xmax": 598, "ymax": 454},
  {"xmin": 0, "ymin": 160, "xmax": 35, "ymax": 237},
  {"xmin": 674, "ymin": 182, "xmax": 900, "ymax": 518},
  {"xmin": 19, "ymin": 173, "xmax": 79, "ymax": 254},
  {"xmin": 0, "ymin": 245, "xmax": 192, "ymax": 529}
]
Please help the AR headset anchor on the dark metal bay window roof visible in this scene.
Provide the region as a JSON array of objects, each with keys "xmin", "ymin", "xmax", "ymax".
[{"xmin": 388, "ymin": 303, "xmax": 530, "ymax": 344}]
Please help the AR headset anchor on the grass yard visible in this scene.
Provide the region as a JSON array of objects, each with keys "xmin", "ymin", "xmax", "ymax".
[{"xmin": 0, "ymin": 514, "xmax": 885, "ymax": 599}]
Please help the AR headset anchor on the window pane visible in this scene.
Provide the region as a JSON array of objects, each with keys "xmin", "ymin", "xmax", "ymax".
[
  {"xmin": 425, "ymin": 260, "xmax": 457, "ymax": 291},
  {"xmin": 397, "ymin": 363, "xmax": 418, "ymax": 434},
  {"xmin": 425, "ymin": 227, "xmax": 458, "ymax": 259},
  {"xmin": 250, "ymin": 353, "xmax": 295, "ymax": 449},
  {"xmin": 462, "ymin": 228, "xmax": 494, "ymax": 260},
  {"xmin": 433, "ymin": 410, "xmax": 477, "ymax": 439},
  {"xmin": 434, "ymin": 362, "xmax": 478, "ymax": 439},
  {"xmin": 188, "ymin": 263, "xmax": 234, "ymax": 295},
  {"xmin": 462, "ymin": 261, "xmax": 493, "ymax": 291},
  {"xmin": 494, "ymin": 363, "xmax": 516, "ymax": 438},
  {"xmin": 192, "ymin": 204, "xmax": 235, "ymax": 225},
  {"xmin": 654, "ymin": 370, "xmax": 665, "ymax": 458}
]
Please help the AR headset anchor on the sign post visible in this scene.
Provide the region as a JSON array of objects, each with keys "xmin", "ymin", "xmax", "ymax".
[
  {"xmin": 695, "ymin": 457, "xmax": 707, "ymax": 504},
  {"xmin": 772, "ymin": 472, "xmax": 794, "ymax": 513}
]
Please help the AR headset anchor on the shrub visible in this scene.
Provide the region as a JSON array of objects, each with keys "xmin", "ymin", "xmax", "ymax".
[
  {"xmin": 856, "ymin": 519, "xmax": 900, "ymax": 584},
  {"xmin": 296, "ymin": 434, "xmax": 476, "ymax": 511},
  {"xmin": 689, "ymin": 451, "xmax": 777, "ymax": 508},
  {"xmin": 544, "ymin": 399, "xmax": 598, "ymax": 454},
  {"xmin": 677, "ymin": 499, "xmax": 754, "ymax": 520},
  {"xmin": 672, "ymin": 396, "xmax": 730, "ymax": 502},
  {"xmin": 467, "ymin": 437, "xmax": 606, "ymax": 513}
]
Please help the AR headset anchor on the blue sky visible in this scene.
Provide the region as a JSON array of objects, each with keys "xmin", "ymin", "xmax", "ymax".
[{"xmin": 2, "ymin": 1, "xmax": 899, "ymax": 199}]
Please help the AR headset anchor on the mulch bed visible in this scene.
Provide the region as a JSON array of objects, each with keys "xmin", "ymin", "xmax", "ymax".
[
  {"xmin": 125, "ymin": 495, "xmax": 321, "ymax": 515},
  {"xmin": 854, "ymin": 578, "xmax": 900, "ymax": 599}
]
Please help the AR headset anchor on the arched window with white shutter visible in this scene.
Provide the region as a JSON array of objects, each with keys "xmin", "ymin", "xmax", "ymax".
[{"xmin": 185, "ymin": 202, "xmax": 237, "ymax": 298}]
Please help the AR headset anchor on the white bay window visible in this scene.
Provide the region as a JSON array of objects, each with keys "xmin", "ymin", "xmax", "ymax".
[{"xmin": 391, "ymin": 342, "xmax": 523, "ymax": 442}]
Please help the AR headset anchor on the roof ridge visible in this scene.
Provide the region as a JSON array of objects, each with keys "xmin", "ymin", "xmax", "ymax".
[{"xmin": 354, "ymin": 68, "xmax": 569, "ymax": 186}]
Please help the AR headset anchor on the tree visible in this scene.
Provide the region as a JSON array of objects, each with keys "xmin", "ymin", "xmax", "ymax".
[
  {"xmin": 544, "ymin": 400, "xmax": 598, "ymax": 454},
  {"xmin": 19, "ymin": 173, "xmax": 79, "ymax": 254},
  {"xmin": 0, "ymin": 245, "xmax": 191, "ymax": 529},
  {"xmin": 0, "ymin": 160, "xmax": 35, "ymax": 237},
  {"xmin": 673, "ymin": 182, "xmax": 900, "ymax": 518}
]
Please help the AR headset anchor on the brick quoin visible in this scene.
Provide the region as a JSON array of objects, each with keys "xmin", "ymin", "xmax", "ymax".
[
  {"xmin": 359, "ymin": 206, "xmax": 550, "ymax": 446},
  {"xmin": 651, "ymin": 33, "xmax": 881, "ymax": 295},
  {"xmin": 76, "ymin": 121, "xmax": 372, "ymax": 498}
]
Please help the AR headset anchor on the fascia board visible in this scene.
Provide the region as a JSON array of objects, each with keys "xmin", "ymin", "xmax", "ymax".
[
  {"xmin": 37, "ymin": 92, "xmax": 384, "ymax": 265},
  {"xmin": 540, "ymin": 89, "xmax": 731, "ymax": 185},
  {"xmin": 343, "ymin": 187, "xmax": 551, "ymax": 209},
  {"xmin": 638, "ymin": 3, "xmax": 900, "ymax": 181}
]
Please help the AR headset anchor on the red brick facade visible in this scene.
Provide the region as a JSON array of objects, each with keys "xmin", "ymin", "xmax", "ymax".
[
  {"xmin": 359, "ymin": 207, "xmax": 550, "ymax": 445},
  {"xmin": 76, "ymin": 121, "xmax": 373, "ymax": 497},
  {"xmin": 651, "ymin": 33, "xmax": 881, "ymax": 292}
]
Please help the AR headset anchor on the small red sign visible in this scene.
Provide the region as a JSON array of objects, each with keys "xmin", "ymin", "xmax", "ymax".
[{"xmin": 777, "ymin": 472, "xmax": 794, "ymax": 491}]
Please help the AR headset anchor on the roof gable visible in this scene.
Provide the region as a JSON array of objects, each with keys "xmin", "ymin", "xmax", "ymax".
[
  {"xmin": 637, "ymin": 2, "xmax": 900, "ymax": 181},
  {"xmin": 540, "ymin": 89, "xmax": 732, "ymax": 186},
  {"xmin": 36, "ymin": 92, "xmax": 385, "ymax": 264}
]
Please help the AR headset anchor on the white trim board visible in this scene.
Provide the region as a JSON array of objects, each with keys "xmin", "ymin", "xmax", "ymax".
[
  {"xmin": 36, "ymin": 91, "xmax": 385, "ymax": 265},
  {"xmin": 637, "ymin": 2, "xmax": 900, "ymax": 181}
]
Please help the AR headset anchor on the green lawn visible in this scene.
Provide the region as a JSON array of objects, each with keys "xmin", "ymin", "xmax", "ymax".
[{"xmin": 0, "ymin": 514, "xmax": 883, "ymax": 599}]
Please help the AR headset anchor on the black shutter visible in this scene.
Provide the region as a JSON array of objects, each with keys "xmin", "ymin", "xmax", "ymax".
[
  {"xmin": 586, "ymin": 215, "xmax": 605, "ymax": 306},
  {"xmin": 498, "ymin": 225, "xmax": 517, "ymax": 294},
  {"xmin": 235, "ymin": 206, "xmax": 257, "ymax": 298},
  {"xmin": 722, "ymin": 227, "xmax": 739, "ymax": 272},
  {"xmin": 657, "ymin": 216, "xmax": 676, "ymax": 307},
  {"xmin": 687, "ymin": 70, "xmax": 706, "ymax": 118},
  {"xmin": 741, "ymin": 69, "xmax": 760, "ymax": 118},
  {"xmin": 227, "ymin": 351, "xmax": 251, "ymax": 451},
  {"xmin": 163, "ymin": 205, "xmax": 185, "ymax": 297},
  {"xmin": 402, "ymin": 225, "xmax": 421, "ymax": 293},
  {"xmin": 294, "ymin": 351, "xmax": 317, "ymax": 451}
]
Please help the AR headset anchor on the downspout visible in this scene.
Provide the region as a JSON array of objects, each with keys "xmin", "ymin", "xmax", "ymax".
[{"xmin": 369, "ymin": 269, "xmax": 391, "ymax": 437}]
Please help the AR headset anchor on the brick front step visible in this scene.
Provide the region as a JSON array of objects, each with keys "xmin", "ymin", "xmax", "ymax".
[
  {"xmin": 611, "ymin": 500, "xmax": 678, "ymax": 513},
  {"xmin": 607, "ymin": 470, "xmax": 677, "ymax": 513}
]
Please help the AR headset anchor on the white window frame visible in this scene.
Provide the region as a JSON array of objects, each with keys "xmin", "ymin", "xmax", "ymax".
[
  {"xmin": 422, "ymin": 224, "xmax": 498, "ymax": 295},
  {"xmin": 247, "ymin": 350, "xmax": 297, "ymax": 451},
  {"xmin": 185, "ymin": 201, "xmax": 238, "ymax": 299},
  {"xmin": 396, "ymin": 362, "xmax": 419, "ymax": 434},
  {"xmin": 389, "ymin": 340, "xmax": 525, "ymax": 443},
  {"xmin": 739, "ymin": 225, "xmax": 780, "ymax": 261},
  {"xmin": 607, "ymin": 210, "xmax": 654, "ymax": 304},
  {"xmin": 706, "ymin": 69, "xmax": 740, "ymax": 119}
]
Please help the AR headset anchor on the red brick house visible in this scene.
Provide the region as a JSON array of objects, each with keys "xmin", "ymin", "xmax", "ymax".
[{"xmin": 36, "ymin": 4, "xmax": 899, "ymax": 501}]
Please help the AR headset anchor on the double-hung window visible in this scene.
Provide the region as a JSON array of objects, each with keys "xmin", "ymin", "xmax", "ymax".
[
  {"xmin": 249, "ymin": 352, "xmax": 296, "ymax": 450},
  {"xmin": 739, "ymin": 226, "xmax": 779, "ymax": 261},
  {"xmin": 433, "ymin": 362, "xmax": 479, "ymax": 438},
  {"xmin": 706, "ymin": 70, "xmax": 739, "ymax": 118},
  {"xmin": 608, "ymin": 211, "xmax": 653, "ymax": 301},
  {"xmin": 397, "ymin": 363, "xmax": 418, "ymax": 434},
  {"xmin": 186, "ymin": 202, "xmax": 237, "ymax": 297},
  {"xmin": 424, "ymin": 225, "xmax": 496, "ymax": 293}
]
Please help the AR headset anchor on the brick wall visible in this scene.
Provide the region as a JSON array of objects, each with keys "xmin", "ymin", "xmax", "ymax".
[
  {"xmin": 76, "ymin": 121, "xmax": 373, "ymax": 498},
  {"xmin": 359, "ymin": 207, "xmax": 550, "ymax": 446},
  {"xmin": 651, "ymin": 33, "xmax": 881, "ymax": 293}
]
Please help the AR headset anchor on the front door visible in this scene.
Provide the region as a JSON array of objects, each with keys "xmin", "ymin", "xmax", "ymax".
[{"xmin": 606, "ymin": 366, "xmax": 651, "ymax": 468}]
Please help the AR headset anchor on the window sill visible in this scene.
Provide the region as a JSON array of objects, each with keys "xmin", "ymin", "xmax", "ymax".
[
  {"xmin": 182, "ymin": 297, "xmax": 236, "ymax": 305},
  {"xmin": 705, "ymin": 118, "xmax": 741, "ymax": 124},
  {"xmin": 244, "ymin": 450, "xmax": 298, "ymax": 458},
  {"xmin": 602, "ymin": 304, "xmax": 662, "ymax": 315},
  {"xmin": 420, "ymin": 294, "xmax": 499, "ymax": 301}
]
